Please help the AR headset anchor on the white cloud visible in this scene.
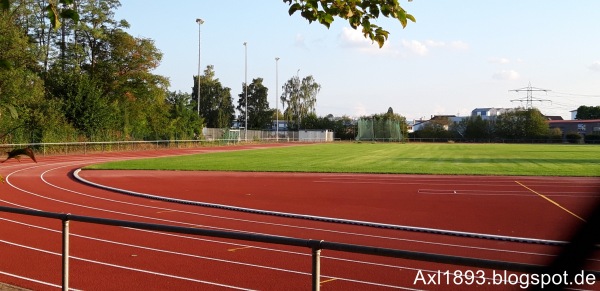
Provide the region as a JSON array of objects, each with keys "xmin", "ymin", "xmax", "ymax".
[
  {"xmin": 339, "ymin": 27, "xmax": 468, "ymax": 57},
  {"xmin": 493, "ymin": 70, "xmax": 520, "ymax": 80},
  {"xmin": 339, "ymin": 27, "xmax": 384, "ymax": 49},
  {"xmin": 449, "ymin": 41, "xmax": 469, "ymax": 50},
  {"xmin": 400, "ymin": 39, "xmax": 468, "ymax": 56},
  {"xmin": 294, "ymin": 34, "xmax": 307, "ymax": 49},
  {"xmin": 589, "ymin": 61, "xmax": 600, "ymax": 72},
  {"xmin": 339, "ymin": 27, "xmax": 391, "ymax": 53},
  {"xmin": 402, "ymin": 40, "xmax": 429, "ymax": 56},
  {"xmin": 489, "ymin": 57, "xmax": 510, "ymax": 64},
  {"xmin": 424, "ymin": 40, "xmax": 446, "ymax": 47}
]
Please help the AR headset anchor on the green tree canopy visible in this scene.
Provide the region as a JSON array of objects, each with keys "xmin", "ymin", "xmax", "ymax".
[
  {"xmin": 237, "ymin": 78, "xmax": 274, "ymax": 130},
  {"xmin": 575, "ymin": 105, "xmax": 600, "ymax": 120},
  {"xmin": 281, "ymin": 75, "xmax": 321, "ymax": 130},
  {"xmin": 194, "ymin": 65, "xmax": 235, "ymax": 129},
  {"xmin": 494, "ymin": 108, "xmax": 549, "ymax": 140}
]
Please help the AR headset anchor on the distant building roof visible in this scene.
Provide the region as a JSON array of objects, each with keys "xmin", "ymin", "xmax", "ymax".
[
  {"xmin": 548, "ymin": 119, "xmax": 600, "ymax": 124},
  {"xmin": 544, "ymin": 116, "xmax": 564, "ymax": 121}
]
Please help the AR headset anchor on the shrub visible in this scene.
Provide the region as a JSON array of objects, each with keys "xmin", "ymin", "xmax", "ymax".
[
  {"xmin": 584, "ymin": 133, "xmax": 600, "ymax": 144},
  {"xmin": 565, "ymin": 132, "xmax": 582, "ymax": 144}
]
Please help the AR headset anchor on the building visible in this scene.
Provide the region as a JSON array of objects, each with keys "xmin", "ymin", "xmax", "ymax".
[
  {"xmin": 548, "ymin": 120, "xmax": 600, "ymax": 136},
  {"xmin": 471, "ymin": 108, "xmax": 511, "ymax": 120}
]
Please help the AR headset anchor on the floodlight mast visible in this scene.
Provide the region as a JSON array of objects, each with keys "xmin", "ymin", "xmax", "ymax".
[
  {"xmin": 243, "ymin": 42, "xmax": 248, "ymax": 141},
  {"xmin": 275, "ymin": 57, "xmax": 280, "ymax": 142},
  {"xmin": 196, "ymin": 18, "xmax": 204, "ymax": 117}
]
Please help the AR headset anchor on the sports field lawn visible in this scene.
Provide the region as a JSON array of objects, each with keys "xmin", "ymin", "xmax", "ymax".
[{"xmin": 85, "ymin": 143, "xmax": 600, "ymax": 177}]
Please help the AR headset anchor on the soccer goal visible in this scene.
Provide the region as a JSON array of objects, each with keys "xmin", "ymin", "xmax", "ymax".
[
  {"xmin": 356, "ymin": 118, "xmax": 403, "ymax": 142},
  {"xmin": 223, "ymin": 129, "xmax": 241, "ymax": 143}
]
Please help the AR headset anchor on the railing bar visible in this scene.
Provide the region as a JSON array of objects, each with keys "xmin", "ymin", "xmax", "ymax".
[{"xmin": 1, "ymin": 205, "xmax": 598, "ymax": 276}]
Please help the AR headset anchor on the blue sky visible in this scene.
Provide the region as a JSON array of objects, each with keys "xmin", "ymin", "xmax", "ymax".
[{"xmin": 115, "ymin": 1, "xmax": 600, "ymax": 120}]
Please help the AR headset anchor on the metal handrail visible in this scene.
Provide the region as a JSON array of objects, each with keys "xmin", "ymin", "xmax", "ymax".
[{"xmin": 0, "ymin": 205, "xmax": 595, "ymax": 291}]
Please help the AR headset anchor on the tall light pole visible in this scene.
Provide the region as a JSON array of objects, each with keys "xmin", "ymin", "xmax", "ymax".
[
  {"xmin": 275, "ymin": 57, "xmax": 280, "ymax": 142},
  {"xmin": 195, "ymin": 18, "xmax": 204, "ymax": 117},
  {"xmin": 243, "ymin": 42, "xmax": 248, "ymax": 141}
]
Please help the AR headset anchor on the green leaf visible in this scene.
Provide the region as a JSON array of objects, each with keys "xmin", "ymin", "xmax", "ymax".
[
  {"xmin": 374, "ymin": 34, "xmax": 385, "ymax": 48},
  {"xmin": 349, "ymin": 15, "xmax": 360, "ymax": 29},
  {"xmin": 60, "ymin": 9, "xmax": 79, "ymax": 23},
  {"xmin": 381, "ymin": 5, "xmax": 391, "ymax": 17},
  {"xmin": 369, "ymin": 4, "xmax": 379, "ymax": 18},
  {"xmin": 288, "ymin": 3, "xmax": 301, "ymax": 15},
  {"xmin": 317, "ymin": 12, "xmax": 334, "ymax": 28}
]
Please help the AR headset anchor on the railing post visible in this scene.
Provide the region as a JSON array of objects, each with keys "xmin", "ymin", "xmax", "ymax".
[
  {"xmin": 312, "ymin": 247, "xmax": 321, "ymax": 291},
  {"xmin": 309, "ymin": 240, "xmax": 323, "ymax": 291},
  {"xmin": 62, "ymin": 215, "xmax": 70, "ymax": 291}
]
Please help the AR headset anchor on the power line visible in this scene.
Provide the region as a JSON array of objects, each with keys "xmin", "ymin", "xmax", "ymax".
[
  {"xmin": 549, "ymin": 91, "xmax": 600, "ymax": 98},
  {"xmin": 509, "ymin": 82, "xmax": 552, "ymax": 109}
]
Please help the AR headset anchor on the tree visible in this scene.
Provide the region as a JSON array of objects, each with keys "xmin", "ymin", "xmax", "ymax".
[
  {"xmin": 1, "ymin": 0, "xmax": 78, "ymax": 30},
  {"xmin": 281, "ymin": 75, "xmax": 321, "ymax": 130},
  {"xmin": 3, "ymin": 1, "xmax": 414, "ymax": 50},
  {"xmin": 93, "ymin": 28, "xmax": 169, "ymax": 138},
  {"xmin": 45, "ymin": 71, "xmax": 118, "ymax": 139},
  {"xmin": 193, "ymin": 65, "xmax": 235, "ymax": 129},
  {"xmin": 575, "ymin": 105, "xmax": 600, "ymax": 120},
  {"xmin": 166, "ymin": 90, "xmax": 202, "ymax": 139},
  {"xmin": 75, "ymin": 0, "xmax": 126, "ymax": 75},
  {"xmin": 0, "ymin": 10, "xmax": 34, "ymax": 120},
  {"xmin": 284, "ymin": 0, "xmax": 415, "ymax": 48},
  {"xmin": 452, "ymin": 116, "xmax": 492, "ymax": 140},
  {"xmin": 494, "ymin": 108, "xmax": 549, "ymax": 140},
  {"xmin": 237, "ymin": 78, "xmax": 274, "ymax": 130}
]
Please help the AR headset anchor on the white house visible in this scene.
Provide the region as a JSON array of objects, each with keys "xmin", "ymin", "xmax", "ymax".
[{"xmin": 471, "ymin": 108, "xmax": 511, "ymax": 120}]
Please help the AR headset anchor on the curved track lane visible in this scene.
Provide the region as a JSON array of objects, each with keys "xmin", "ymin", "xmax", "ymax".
[{"xmin": 1, "ymin": 144, "xmax": 599, "ymax": 290}]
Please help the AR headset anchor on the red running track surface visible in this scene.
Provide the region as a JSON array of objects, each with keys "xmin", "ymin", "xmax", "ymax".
[{"xmin": 1, "ymin": 143, "xmax": 599, "ymax": 290}]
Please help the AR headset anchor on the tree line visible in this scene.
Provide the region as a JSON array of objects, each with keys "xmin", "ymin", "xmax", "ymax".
[
  {"xmin": 412, "ymin": 108, "xmax": 581, "ymax": 143},
  {"xmin": 0, "ymin": 0, "xmax": 358, "ymax": 144}
]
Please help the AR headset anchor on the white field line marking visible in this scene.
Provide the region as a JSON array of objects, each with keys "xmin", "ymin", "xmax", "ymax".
[{"xmin": 417, "ymin": 189, "xmax": 598, "ymax": 198}]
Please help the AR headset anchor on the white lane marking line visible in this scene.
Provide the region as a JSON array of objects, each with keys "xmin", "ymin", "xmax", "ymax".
[
  {"xmin": 0, "ymin": 218, "xmax": 417, "ymax": 290},
  {"xmin": 0, "ymin": 239, "xmax": 253, "ymax": 290},
  {"xmin": 6, "ymin": 162, "xmax": 573, "ymax": 259}
]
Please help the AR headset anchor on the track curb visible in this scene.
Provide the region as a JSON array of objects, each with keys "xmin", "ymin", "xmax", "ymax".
[{"xmin": 73, "ymin": 168, "xmax": 570, "ymax": 247}]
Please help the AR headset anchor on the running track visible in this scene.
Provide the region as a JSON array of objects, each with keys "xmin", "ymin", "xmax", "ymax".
[{"xmin": 0, "ymin": 143, "xmax": 599, "ymax": 290}]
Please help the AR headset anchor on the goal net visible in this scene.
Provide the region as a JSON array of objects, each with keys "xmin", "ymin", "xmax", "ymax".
[
  {"xmin": 223, "ymin": 129, "xmax": 241, "ymax": 143},
  {"xmin": 356, "ymin": 118, "xmax": 403, "ymax": 142}
]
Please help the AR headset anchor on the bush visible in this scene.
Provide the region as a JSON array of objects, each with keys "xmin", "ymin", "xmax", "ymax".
[
  {"xmin": 584, "ymin": 133, "xmax": 600, "ymax": 144},
  {"xmin": 565, "ymin": 132, "xmax": 582, "ymax": 144}
]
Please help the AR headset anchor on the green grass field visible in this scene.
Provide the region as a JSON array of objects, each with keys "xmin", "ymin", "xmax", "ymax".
[{"xmin": 85, "ymin": 143, "xmax": 600, "ymax": 177}]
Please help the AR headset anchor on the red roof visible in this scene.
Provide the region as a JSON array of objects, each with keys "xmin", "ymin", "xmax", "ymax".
[{"xmin": 548, "ymin": 119, "xmax": 600, "ymax": 124}]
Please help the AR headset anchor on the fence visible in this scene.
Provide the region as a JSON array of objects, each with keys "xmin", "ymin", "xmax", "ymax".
[
  {"xmin": 202, "ymin": 128, "xmax": 333, "ymax": 142},
  {"xmin": 0, "ymin": 134, "xmax": 333, "ymax": 157},
  {"xmin": 0, "ymin": 205, "xmax": 585, "ymax": 291}
]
